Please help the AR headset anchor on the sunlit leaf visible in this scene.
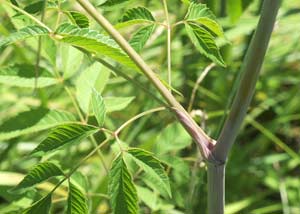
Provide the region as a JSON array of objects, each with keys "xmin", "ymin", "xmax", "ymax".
[
  {"xmin": 54, "ymin": 23, "xmax": 137, "ymax": 70},
  {"xmin": 0, "ymin": 108, "xmax": 76, "ymax": 141},
  {"xmin": 0, "ymin": 64, "xmax": 57, "ymax": 88},
  {"xmin": 91, "ymin": 89, "xmax": 106, "ymax": 127},
  {"xmin": 0, "ymin": 25, "xmax": 49, "ymax": 48},
  {"xmin": 104, "ymin": 97, "xmax": 135, "ymax": 112},
  {"xmin": 185, "ymin": 2, "xmax": 223, "ymax": 36}
]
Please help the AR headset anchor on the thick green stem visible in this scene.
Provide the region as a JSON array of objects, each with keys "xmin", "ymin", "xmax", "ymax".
[
  {"xmin": 207, "ymin": 162, "xmax": 225, "ymax": 214},
  {"xmin": 75, "ymin": 0, "xmax": 213, "ymax": 158},
  {"xmin": 207, "ymin": 1, "xmax": 281, "ymax": 213},
  {"xmin": 213, "ymin": 0, "xmax": 281, "ymax": 162}
]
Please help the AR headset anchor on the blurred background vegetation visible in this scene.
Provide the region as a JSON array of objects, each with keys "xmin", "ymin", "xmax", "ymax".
[{"xmin": 0, "ymin": 0, "xmax": 299, "ymax": 213}]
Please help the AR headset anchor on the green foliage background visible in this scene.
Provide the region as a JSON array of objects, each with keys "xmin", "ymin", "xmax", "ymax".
[{"xmin": 0, "ymin": 0, "xmax": 299, "ymax": 213}]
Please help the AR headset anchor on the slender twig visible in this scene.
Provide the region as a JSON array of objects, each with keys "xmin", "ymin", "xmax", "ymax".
[
  {"xmin": 75, "ymin": 0, "xmax": 213, "ymax": 159},
  {"xmin": 94, "ymin": 56, "xmax": 167, "ymax": 107},
  {"xmin": 162, "ymin": 0, "xmax": 172, "ymax": 90},
  {"xmin": 51, "ymin": 138, "xmax": 111, "ymax": 193},
  {"xmin": 34, "ymin": 0, "xmax": 48, "ymax": 91},
  {"xmin": 188, "ymin": 63, "xmax": 215, "ymax": 112},
  {"xmin": 115, "ymin": 107, "xmax": 166, "ymax": 135}
]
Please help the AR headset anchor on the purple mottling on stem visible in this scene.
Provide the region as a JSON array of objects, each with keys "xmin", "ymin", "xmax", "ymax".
[{"xmin": 172, "ymin": 108, "xmax": 212, "ymax": 159}]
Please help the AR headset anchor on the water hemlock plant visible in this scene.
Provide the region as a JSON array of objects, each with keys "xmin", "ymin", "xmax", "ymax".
[{"xmin": 0, "ymin": 0, "xmax": 284, "ymax": 213}]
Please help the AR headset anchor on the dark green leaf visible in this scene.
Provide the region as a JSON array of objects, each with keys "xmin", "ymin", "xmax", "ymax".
[
  {"xmin": 185, "ymin": 23, "xmax": 225, "ymax": 66},
  {"xmin": 66, "ymin": 11, "xmax": 89, "ymax": 28},
  {"xmin": 122, "ymin": 7, "xmax": 155, "ymax": 22},
  {"xmin": 11, "ymin": 162, "xmax": 63, "ymax": 193},
  {"xmin": 108, "ymin": 155, "xmax": 138, "ymax": 214},
  {"xmin": 31, "ymin": 123, "xmax": 98, "ymax": 156},
  {"xmin": 23, "ymin": 1, "xmax": 45, "ymax": 14},
  {"xmin": 127, "ymin": 148, "xmax": 171, "ymax": 197},
  {"xmin": 23, "ymin": 193, "xmax": 52, "ymax": 214},
  {"xmin": 67, "ymin": 180, "xmax": 88, "ymax": 214}
]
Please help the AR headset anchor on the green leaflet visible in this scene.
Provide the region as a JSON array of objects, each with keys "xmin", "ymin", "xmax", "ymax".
[
  {"xmin": 0, "ymin": 25, "xmax": 49, "ymax": 48},
  {"xmin": 31, "ymin": 123, "xmax": 98, "ymax": 156},
  {"xmin": 54, "ymin": 23, "xmax": 137, "ymax": 70},
  {"xmin": 100, "ymin": 0, "xmax": 130, "ymax": 7},
  {"xmin": 108, "ymin": 155, "xmax": 138, "ymax": 214},
  {"xmin": 61, "ymin": 44, "xmax": 84, "ymax": 79},
  {"xmin": 0, "ymin": 64, "xmax": 57, "ymax": 88},
  {"xmin": 66, "ymin": 11, "xmax": 89, "ymax": 28},
  {"xmin": 91, "ymin": 89, "xmax": 106, "ymax": 127},
  {"xmin": 122, "ymin": 7, "xmax": 155, "ymax": 22},
  {"xmin": 129, "ymin": 25, "xmax": 155, "ymax": 52},
  {"xmin": 185, "ymin": 23, "xmax": 225, "ymax": 66},
  {"xmin": 76, "ymin": 62, "xmax": 110, "ymax": 114},
  {"xmin": 0, "ymin": 108, "xmax": 76, "ymax": 141},
  {"xmin": 127, "ymin": 148, "xmax": 171, "ymax": 197},
  {"xmin": 104, "ymin": 97, "xmax": 135, "ymax": 112},
  {"xmin": 67, "ymin": 180, "xmax": 88, "ymax": 214},
  {"xmin": 186, "ymin": 2, "xmax": 218, "ymax": 22},
  {"xmin": 23, "ymin": 193, "xmax": 52, "ymax": 214},
  {"xmin": 11, "ymin": 162, "xmax": 64, "ymax": 193},
  {"xmin": 155, "ymin": 122, "xmax": 192, "ymax": 155}
]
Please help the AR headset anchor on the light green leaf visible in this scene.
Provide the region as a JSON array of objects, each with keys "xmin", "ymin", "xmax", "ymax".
[
  {"xmin": 155, "ymin": 122, "xmax": 192, "ymax": 155},
  {"xmin": 185, "ymin": 23, "xmax": 225, "ymax": 66},
  {"xmin": 185, "ymin": 2, "xmax": 223, "ymax": 37},
  {"xmin": 0, "ymin": 25, "xmax": 49, "ymax": 48},
  {"xmin": 67, "ymin": 180, "xmax": 88, "ymax": 214},
  {"xmin": 11, "ymin": 162, "xmax": 63, "ymax": 193},
  {"xmin": 116, "ymin": 7, "xmax": 155, "ymax": 30},
  {"xmin": 61, "ymin": 44, "xmax": 84, "ymax": 79},
  {"xmin": 31, "ymin": 123, "xmax": 98, "ymax": 156},
  {"xmin": 66, "ymin": 11, "xmax": 89, "ymax": 28},
  {"xmin": 23, "ymin": 193, "xmax": 52, "ymax": 214},
  {"xmin": 130, "ymin": 25, "xmax": 155, "ymax": 52},
  {"xmin": 127, "ymin": 148, "xmax": 171, "ymax": 197},
  {"xmin": 104, "ymin": 97, "xmax": 135, "ymax": 113},
  {"xmin": 54, "ymin": 23, "xmax": 137, "ymax": 70},
  {"xmin": 0, "ymin": 108, "xmax": 76, "ymax": 141},
  {"xmin": 91, "ymin": 89, "xmax": 106, "ymax": 127},
  {"xmin": 76, "ymin": 62, "xmax": 109, "ymax": 114},
  {"xmin": 0, "ymin": 64, "xmax": 57, "ymax": 88},
  {"xmin": 226, "ymin": 0, "xmax": 243, "ymax": 24},
  {"xmin": 108, "ymin": 155, "xmax": 138, "ymax": 214}
]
